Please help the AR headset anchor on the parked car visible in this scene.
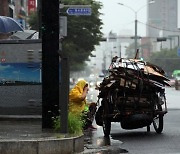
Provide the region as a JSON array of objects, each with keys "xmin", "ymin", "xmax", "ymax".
[
  {"xmin": 172, "ymin": 70, "xmax": 180, "ymax": 90},
  {"xmin": 175, "ymin": 76, "xmax": 180, "ymax": 90},
  {"xmin": 168, "ymin": 77, "xmax": 175, "ymax": 87}
]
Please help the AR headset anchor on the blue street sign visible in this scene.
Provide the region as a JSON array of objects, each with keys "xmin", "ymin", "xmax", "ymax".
[
  {"xmin": 177, "ymin": 47, "xmax": 180, "ymax": 57},
  {"xmin": 66, "ymin": 8, "xmax": 91, "ymax": 16}
]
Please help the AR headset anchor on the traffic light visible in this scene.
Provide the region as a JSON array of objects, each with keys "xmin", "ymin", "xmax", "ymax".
[
  {"xmin": 100, "ymin": 37, "xmax": 107, "ymax": 41},
  {"xmin": 157, "ymin": 37, "xmax": 167, "ymax": 42}
]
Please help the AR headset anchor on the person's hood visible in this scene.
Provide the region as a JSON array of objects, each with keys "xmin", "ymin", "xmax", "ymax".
[{"xmin": 74, "ymin": 79, "xmax": 88, "ymax": 93}]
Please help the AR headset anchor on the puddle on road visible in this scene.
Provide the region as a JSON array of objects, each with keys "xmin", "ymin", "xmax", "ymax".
[{"xmin": 83, "ymin": 130, "xmax": 128, "ymax": 153}]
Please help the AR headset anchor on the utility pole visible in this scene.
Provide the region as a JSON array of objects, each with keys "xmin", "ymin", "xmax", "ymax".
[
  {"xmin": 135, "ymin": 19, "xmax": 138, "ymax": 53},
  {"xmin": 118, "ymin": 1, "xmax": 155, "ymax": 54},
  {"xmin": 119, "ymin": 45, "xmax": 121, "ymax": 58},
  {"xmin": 41, "ymin": 0, "xmax": 60, "ymax": 129}
]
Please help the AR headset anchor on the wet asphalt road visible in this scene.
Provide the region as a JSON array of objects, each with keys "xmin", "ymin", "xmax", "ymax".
[{"xmin": 80, "ymin": 87, "xmax": 180, "ymax": 154}]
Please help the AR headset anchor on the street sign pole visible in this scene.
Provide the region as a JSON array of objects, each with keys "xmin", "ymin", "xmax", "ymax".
[
  {"xmin": 58, "ymin": 4, "xmax": 91, "ymax": 133},
  {"xmin": 60, "ymin": 55, "xmax": 69, "ymax": 133}
]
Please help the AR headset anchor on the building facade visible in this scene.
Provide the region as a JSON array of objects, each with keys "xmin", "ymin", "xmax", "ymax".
[
  {"xmin": 147, "ymin": 0, "xmax": 180, "ymax": 50},
  {"xmin": 0, "ymin": 0, "xmax": 36, "ymax": 29},
  {"xmin": 147, "ymin": 0, "xmax": 178, "ymax": 37}
]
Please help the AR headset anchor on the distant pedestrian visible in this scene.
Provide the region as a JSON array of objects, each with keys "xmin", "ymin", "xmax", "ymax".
[{"xmin": 69, "ymin": 79, "xmax": 97, "ymax": 131}]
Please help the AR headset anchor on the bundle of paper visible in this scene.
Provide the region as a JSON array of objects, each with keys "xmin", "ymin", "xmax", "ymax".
[{"xmin": 98, "ymin": 57, "xmax": 170, "ymax": 98}]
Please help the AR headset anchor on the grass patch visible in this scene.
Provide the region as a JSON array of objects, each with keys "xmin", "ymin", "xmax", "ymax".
[{"xmin": 53, "ymin": 112, "xmax": 84, "ymax": 136}]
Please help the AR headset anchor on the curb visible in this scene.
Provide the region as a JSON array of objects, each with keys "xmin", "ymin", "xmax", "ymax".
[
  {"xmin": 0, "ymin": 115, "xmax": 84, "ymax": 154},
  {"xmin": 0, "ymin": 115, "xmax": 41, "ymax": 121},
  {"xmin": 0, "ymin": 135, "xmax": 84, "ymax": 154}
]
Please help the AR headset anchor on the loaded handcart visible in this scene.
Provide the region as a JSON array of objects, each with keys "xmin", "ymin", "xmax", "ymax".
[{"xmin": 95, "ymin": 56, "xmax": 170, "ymax": 136}]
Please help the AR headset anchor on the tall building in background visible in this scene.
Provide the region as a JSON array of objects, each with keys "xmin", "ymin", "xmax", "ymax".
[
  {"xmin": 146, "ymin": 0, "xmax": 180, "ymax": 51},
  {"xmin": 147, "ymin": 0, "xmax": 179, "ymax": 37}
]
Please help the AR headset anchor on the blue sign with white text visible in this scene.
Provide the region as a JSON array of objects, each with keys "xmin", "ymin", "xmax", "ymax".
[{"xmin": 66, "ymin": 8, "xmax": 91, "ymax": 16}]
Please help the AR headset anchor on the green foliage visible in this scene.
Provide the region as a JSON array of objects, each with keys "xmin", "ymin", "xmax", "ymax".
[
  {"xmin": 28, "ymin": 11, "xmax": 39, "ymax": 30},
  {"xmin": 125, "ymin": 42, "xmax": 141, "ymax": 58},
  {"xmin": 53, "ymin": 112, "xmax": 84, "ymax": 135},
  {"xmin": 68, "ymin": 112, "xmax": 84, "ymax": 134},
  {"xmin": 53, "ymin": 116, "xmax": 61, "ymax": 131},
  {"xmin": 148, "ymin": 47, "xmax": 180, "ymax": 75},
  {"xmin": 61, "ymin": 0, "xmax": 103, "ymax": 71},
  {"xmin": 28, "ymin": 0, "xmax": 103, "ymax": 71}
]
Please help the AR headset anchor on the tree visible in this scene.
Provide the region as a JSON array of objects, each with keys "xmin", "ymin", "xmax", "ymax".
[
  {"xmin": 61, "ymin": 0, "xmax": 103, "ymax": 71},
  {"xmin": 148, "ymin": 47, "xmax": 180, "ymax": 76},
  {"xmin": 28, "ymin": 0, "xmax": 103, "ymax": 71},
  {"xmin": 125, "ymin": 42, "xmax": 141, "ymax": 58},
  {"xmin": 28, "ymin": 11, "xmax": 39, "ymax": 30}
]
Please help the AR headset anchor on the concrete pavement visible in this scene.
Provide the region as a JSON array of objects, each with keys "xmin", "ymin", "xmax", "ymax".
[{"xmin": 0, "ymin": 116, "xmax": 84, "ymax": 154}]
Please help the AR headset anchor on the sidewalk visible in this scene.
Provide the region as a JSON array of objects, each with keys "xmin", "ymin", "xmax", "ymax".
[{"xmin": 0, "ymin": 116, "xmax": 84, "ymax": 154}]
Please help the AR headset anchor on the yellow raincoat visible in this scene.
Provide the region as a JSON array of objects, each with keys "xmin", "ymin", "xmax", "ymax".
[{"xmin": 69, "ymin": 79, "xmax": 88, "ymax": 115}]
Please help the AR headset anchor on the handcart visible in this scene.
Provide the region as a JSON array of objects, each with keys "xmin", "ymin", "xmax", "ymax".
[{"xmin": 95, "ymin": 56, "xmax": 169, "ymax": 136}]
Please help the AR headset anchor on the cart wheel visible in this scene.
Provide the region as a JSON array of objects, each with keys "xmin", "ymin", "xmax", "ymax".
[
  {"xmin": 102, "ymin": 118, "xmax": 111, "ymax": 137},
  {"xmin": 153, "ymin": 104, "xmax": 163, "ymax": 134},
  {"xmin": 147, "ymin": 125, "xmax": 150, "ymax": 132}
]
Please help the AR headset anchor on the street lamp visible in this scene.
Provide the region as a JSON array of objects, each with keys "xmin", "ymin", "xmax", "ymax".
[{"xmin": 118, "ymin": 1, "xmax": 155, "ymax": 53}]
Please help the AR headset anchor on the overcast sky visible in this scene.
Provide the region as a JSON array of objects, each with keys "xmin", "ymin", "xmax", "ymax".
[{"xmin": 97, "ymin": 0, "xmax": 148, "ymax": 37}]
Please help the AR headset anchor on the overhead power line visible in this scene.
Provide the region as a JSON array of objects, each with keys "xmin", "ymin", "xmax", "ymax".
[{"xmin": 138, "ymin": 21, "xmax": 180, "ymax": 33}]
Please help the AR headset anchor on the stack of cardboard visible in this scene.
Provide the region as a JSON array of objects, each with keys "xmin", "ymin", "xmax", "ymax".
[{"xmin": 98, "ymin": 57, "xmax": 170, "ymax": 100}]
